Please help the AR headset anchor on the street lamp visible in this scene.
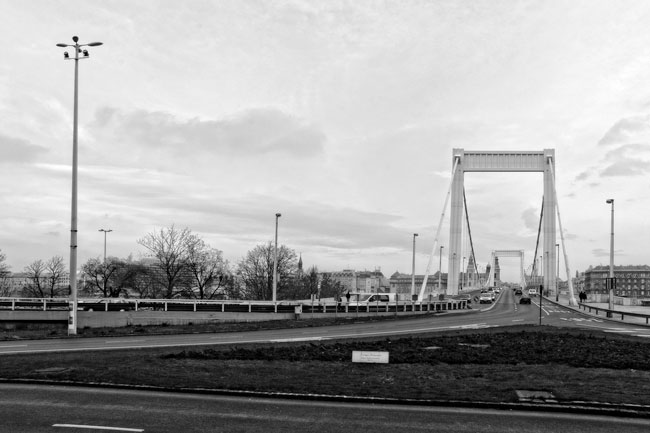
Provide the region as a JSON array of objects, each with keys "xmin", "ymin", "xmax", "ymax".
[
  {"xmin": 98, "ymin": 229, "xmax": 112, "ymax": 263},
  {"xmin": 606, "ymin": 199, "xmax": 615, "ymax": 313},
  {"xmin": 411, "ymin": 233, "xmax": 418, "ymax": 300},
  {"xmin": 99, "ymin": 229, "xmax": 112, "ymax": 295},
  {"xmin": 57, "ymin": 36, "xmax": 102, "ymax": 335},
  {"xmin": 438, "ymin": 246, "xmax": 444, "ymax": 295},
  {"xmin": 273, "ymin": 213, "xmax": 281, "ymax": 303},
  {"xmin": 555, "ymin": 243, "xmax": 559, "ymax": 302},
  {"xmin": 462, "ymin": 256, "xmax": 466, "ymax": 290}
]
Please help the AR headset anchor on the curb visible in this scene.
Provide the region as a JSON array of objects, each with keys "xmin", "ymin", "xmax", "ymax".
[{"xmin": 2, "ymin": 378, "xmax": 650, "ymax": 419}]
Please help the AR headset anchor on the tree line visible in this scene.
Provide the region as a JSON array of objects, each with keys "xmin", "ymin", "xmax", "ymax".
[{"xmin": 0, "ymin": 225, "xmax": 344, "ymax": 301}]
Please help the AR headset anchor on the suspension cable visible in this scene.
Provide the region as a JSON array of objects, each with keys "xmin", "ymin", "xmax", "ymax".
[{"xmin": 419, "ymin": 156, "xmax": 460, "ymax": 299}]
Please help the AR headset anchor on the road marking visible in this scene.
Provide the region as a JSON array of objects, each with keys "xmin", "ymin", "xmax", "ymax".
[
  {"xmin": 270, "ymin": 337, "xmax": 322, "ymax": 342},
  {"xmin": 512, "ymin": 319, "xmax": 524, "ymax": 322},
  {"xmin": 0, "ymin": 344, "xmax": 28, "ymax": 348},
  {"xmin": 53, "ymin": 424, "xmax": 144, "ymax": 432},
  {"xmin": 105, "ymin": 340, "xmax": 146, "ymax": 344}
]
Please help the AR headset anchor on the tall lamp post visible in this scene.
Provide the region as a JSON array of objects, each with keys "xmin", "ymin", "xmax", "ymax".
[
  {"xmin": 57, "ymin": 36, "xmax": 102, "ymax": 335},
  {"xmin": 438, "ymin": 246, "xmax": 444, "ymax": 295},
  {"xmin": 272, "ymin": 213, "xmax": 281, "ymax": 303},
  {"xmin": 606, "ymin": 199, "xmax": 615, "ymax": 314},
  {"xmin": 99, "ymin": 228, "xmax": 112, "ymax": 295},
  {"xmin": 462, "ymin": 256, "xmax": 466, "ymax": 290},
  {"xmin": 555, "ymin": 243, "xmax": 560, "ymax": 301},
  {"xmin": 411, "ymin": 233, "xmax": 418, "ymax": 300}
]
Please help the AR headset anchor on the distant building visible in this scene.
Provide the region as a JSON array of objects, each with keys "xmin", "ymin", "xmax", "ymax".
[
  {"xmin": 389, "ymin": 272, "xmax": 446, "ymax": 298},
  {"xmin": 327, "ymin": 269, "xmax": 388, "ymax": 293},
  {"xmin": 583, "ymin": 265, "xmax": 650, "ymax": 298}
]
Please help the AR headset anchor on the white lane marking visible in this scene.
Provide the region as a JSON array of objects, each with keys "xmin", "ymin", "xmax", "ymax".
[
  {"xmin": 270, "ymin": 337, "xmax": 322, "ymax": 343},
  {"xmin": 512, "ymin": 319, "xmax": 524, "ymax": 322},
  {"xmin": 53, "ymin": 424, "xmax": 144, "ymax": 432},
  {"xmin": 0, "ymin": 344, "xmax": 28, "ymax": 348}
]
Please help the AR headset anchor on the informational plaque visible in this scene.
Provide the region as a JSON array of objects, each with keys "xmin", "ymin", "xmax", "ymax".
[{"xmin": 352, "ymin": 350, "xmax": 389, "ymax": 364}]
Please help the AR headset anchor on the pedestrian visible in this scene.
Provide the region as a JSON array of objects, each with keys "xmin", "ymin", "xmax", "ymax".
[{"xmin": 345, "ymin": 292, "xmax": 351, "ymax": 303}]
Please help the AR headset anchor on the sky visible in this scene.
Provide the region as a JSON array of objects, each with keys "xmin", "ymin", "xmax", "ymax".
[{"xmin": 1, "ymin": 0, "xmax": 650, "ymax": 282}]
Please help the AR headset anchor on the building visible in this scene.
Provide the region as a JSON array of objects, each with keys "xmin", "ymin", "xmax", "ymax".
[
  {"xmin": 327, "ymin": 269, "xmax": 389, "ymax": 294},
  {"xmin": 389, "ymin": 272, "xmax": 447, "ymax": 298},
  {"xmin": 583, "ymin": 265, "xmax": 650, "ymax": 298}
]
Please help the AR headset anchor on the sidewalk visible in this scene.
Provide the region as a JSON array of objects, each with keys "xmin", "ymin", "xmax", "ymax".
[{"xmin": 550, "ymin": 293, "xmax": 650, "ymax": 327}]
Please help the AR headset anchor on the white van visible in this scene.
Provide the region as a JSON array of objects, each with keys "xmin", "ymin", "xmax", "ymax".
[{"xmin": 348, "ymin": 293, "xmax": 397, "ymax": 306}]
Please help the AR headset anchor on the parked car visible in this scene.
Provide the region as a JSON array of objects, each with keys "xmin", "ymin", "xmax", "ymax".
[{"xmin": 519, "ymin": 296, "xmax": 532, "ymax": 304}]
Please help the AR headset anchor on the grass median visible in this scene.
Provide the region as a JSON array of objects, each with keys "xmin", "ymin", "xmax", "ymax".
[{"xmin": 1, "ymin": 323, "xmax": 649, "ymax": 409}]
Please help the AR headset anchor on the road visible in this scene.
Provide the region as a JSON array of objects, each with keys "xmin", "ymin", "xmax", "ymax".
[
  {"xmin": 0, "ymin": 289, "xmax": 648, "ymax": 356},
  {"xmin": 1, "ymin": 384, "xmax": 649, "ymax": 433}
]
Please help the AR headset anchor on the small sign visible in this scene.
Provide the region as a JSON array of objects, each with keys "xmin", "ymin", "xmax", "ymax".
[{"xmin": 352, "ymin": 350, "xmax": 389, "ymax": 364}]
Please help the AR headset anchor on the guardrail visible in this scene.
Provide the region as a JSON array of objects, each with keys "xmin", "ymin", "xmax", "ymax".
[
  {"xmin": 0, "ymin": 297, "xmax": 467, "ymax": 315},
  {"xmin": 578, "ymin": 302, "xmax": 650, "ymax": 325}
]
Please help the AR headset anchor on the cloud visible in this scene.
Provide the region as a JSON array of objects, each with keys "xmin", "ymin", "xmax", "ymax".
[
  {"xmin": 598, "ymin": 115, "xmax": 650, "ymax": 147},
  {"xmin": 521, "ymin": 207, "xmax": 541, "ymax": 232},
  {"xmin": 91, "ymin": 107, "xmax": 326, "ymax": 159},
  {"xmin": 0, "ymin": 134, "xmax": 48, "ymax": 164},
  {"xmin": 600, "ymin": 144, "xmax": 650, "ymax": 177}
]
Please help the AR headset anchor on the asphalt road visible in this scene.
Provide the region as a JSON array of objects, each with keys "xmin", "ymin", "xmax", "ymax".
[
  {"xmin": 2, "ymin": 384, "xmax": 649, "ymax": 433},
  {"xmin": 0, "ymin": 289, "xmax": 649, "ymax": 356}
]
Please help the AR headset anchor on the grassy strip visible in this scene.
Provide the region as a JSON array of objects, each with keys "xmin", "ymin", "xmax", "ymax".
[{"xmin": 1, "ymin": 325, "xmax": 649, "ymax": 406}]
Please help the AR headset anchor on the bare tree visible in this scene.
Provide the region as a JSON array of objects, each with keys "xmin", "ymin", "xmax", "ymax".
[
  {"xmin": 81, "ymin": 257, "xmax": 123, "ymax": 297},
  {"xmin": 0, "ymin": 250, "xmax": 11, "ymax": 296},
  {"xmin": 186, "ymin": 239, "xmax": 230, "ymax": 299},
  {"xmin": 23, "ymin": 256, "xmax": 67, "ymax": 298},
  {"xmin": 236, "ymin": 242, "xmax": 298, "ymax": 300},
  {"xmin": 137, "ymin": 225, "xmax": 195, "ymax": 298}
]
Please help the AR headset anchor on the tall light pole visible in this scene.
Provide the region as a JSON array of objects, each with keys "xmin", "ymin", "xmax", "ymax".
[
  {"xmin": 606, "ymin": 199, "xmax": 615, "ymax": 313},
  {"xmin": 555, "ymin": 243, "xmax": 560, "ymax": 302},
  {"xmin": 99, "ymin": 229, "xmax": 112, "ymax": 263},
  {"xmin": 462, "ymin": 256, "xmax": 466, "ymax": 290},
  {"xmin": 273, "ymin": 213, "xmax": 281, "ymax": 303},
  {"xmin": 438, "ymin": 246, "xmax": 444, "ymax": 295},
  {"xmin": 411, "ymin": 233, "xmax": 418, "ymax": 300},
  {"xmin": 57, "ymin": 36, "xmax": 102, "ymax": 335},
  {"xmin": 99, "ymin": 229, "xmax": 112, "ymax": 295}
]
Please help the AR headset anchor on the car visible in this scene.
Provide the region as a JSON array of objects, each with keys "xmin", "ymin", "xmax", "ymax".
[
  {"xmin": 519, "ymin": 297, "xmax": 532, "ymax": 304},
  {"xmin": 528, "ymin": 288, "xmax": 538, "ymax": 296},
  {"xmin": 514, "ymin": 288, "xmax": 523, "ymax": 295},
  {"xmin": 479, "ymin": 293, "xmax": 493, "ymax": 304}
]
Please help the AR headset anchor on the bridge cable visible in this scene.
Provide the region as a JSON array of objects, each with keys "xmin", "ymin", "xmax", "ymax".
[
  {"xmin": 462, "ymin": 187, "xmax": 481, "ymax": 287},
  {"xmin": 547, "ymin": 157, "xmax": 578, "ymax": 306},
  {"xmin": 529, "ymin": 196, "xmax": 544, "ymax": 286},
  {"xmin": 419, "ymin": 156, "xmax": 461, "ymax": 300}
]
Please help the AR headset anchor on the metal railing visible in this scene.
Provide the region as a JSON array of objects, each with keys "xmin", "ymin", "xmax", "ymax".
[
  {"xmin": 578, "ymin": 302, "xmax": 650, "ymax": 325},
  {"xmin": 0, "ymin": 297, "xmax": 468, "ymax": 315}
]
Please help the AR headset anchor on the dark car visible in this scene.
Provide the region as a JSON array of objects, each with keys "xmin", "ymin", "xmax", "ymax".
[
  {"xmin": 519, "ymin": 296, "xmax": 531, "ymax": 304},
  {"xmin": 514, "ymin": 288, "xmax": 523, "ymax": 295}
]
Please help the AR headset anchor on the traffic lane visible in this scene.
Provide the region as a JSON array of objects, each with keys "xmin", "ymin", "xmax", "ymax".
[
  {"xmin": 0, "ymin": 311, "xmax": 492, "ymax": 355},
  {"xmin": 1, "ymin": 384, "xmax": 649, "ymax": 433}
]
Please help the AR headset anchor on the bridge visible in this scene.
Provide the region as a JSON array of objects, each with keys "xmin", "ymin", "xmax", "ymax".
[{"xmin": 418, "ymin": 149, "xmax": 577, "ymax": 306}]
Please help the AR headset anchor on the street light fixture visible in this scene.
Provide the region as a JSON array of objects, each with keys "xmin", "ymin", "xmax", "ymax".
[
  {"xmin": 273, "ymin": 213, "xmax": 281, "ymax": 303},
  {"xmin": 411, "ymin": 234, "xmax": 418, "ymax": 300},
  {"xmin": 99, "ymin": 229, "xmax": 112, "ymax": 295},
  {"xmin": 57, "ymin": 36, "xmax": 102, "ymax": 335},
  {"xmin": 606, "ymin": 199, "xmax": 615, "ymax": 314},
  {"xmin": 438, "ymin": 246, "xmax": 444, "ymax": 295}
]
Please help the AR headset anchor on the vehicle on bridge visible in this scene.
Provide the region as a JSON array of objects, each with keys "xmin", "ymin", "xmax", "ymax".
[
  {"xmin": 347, "ymin": 293, "xmax": 397, "ymax": 307},
  {"xmin": 519, "ymin": 297, "xmax": 532, "ymax": 304},
  {"xmin": 478, "ymin": 293, "xmax": 493, "ymax": 304}
]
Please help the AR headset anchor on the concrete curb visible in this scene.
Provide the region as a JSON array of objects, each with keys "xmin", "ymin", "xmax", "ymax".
[{"xmin": 2, "ymin": 377, "xmax": 650, "ymax": 419}]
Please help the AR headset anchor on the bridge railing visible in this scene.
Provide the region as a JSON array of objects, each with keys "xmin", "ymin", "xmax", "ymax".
[
  {"xmin": 0, "ymin": 297, "xmax": 468, "ymax": 315},
  {"xmin": 578, "ymin": 302, "xmax": 650, "ymax": 325}
]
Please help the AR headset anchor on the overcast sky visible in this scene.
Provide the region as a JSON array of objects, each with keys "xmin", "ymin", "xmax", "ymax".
[{"xmin": 1, "ymin": 0, "xmax": 649, "ymax": 282}]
